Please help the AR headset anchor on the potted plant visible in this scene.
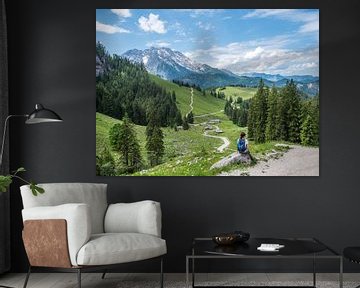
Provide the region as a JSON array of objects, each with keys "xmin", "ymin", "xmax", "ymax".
[{"xmin": 0, "ymin": 167, "xmax": 44, "ymax": 196}]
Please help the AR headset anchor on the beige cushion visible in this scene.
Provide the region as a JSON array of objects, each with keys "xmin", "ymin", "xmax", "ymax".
[
  {"xmin": 76, "ymin": 233, "xmax": 167, "ymax": 266},
  {"xmin": 104, "ymin": 201, "xmax": 162, "ymax": 237},
  {"xmin": 20, "ymin": 183, "xmax": 107, "ymax": 234}
]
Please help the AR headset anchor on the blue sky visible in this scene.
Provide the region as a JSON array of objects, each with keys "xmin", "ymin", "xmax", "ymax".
[{"xmin": 96, "ymin": 9, "xmax": 319, "ymax": 76}]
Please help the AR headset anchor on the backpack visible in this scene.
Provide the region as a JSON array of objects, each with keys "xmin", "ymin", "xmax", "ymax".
[{"xmin": 237, "ymin": 138, "xmax": 246, "ymax": 153}]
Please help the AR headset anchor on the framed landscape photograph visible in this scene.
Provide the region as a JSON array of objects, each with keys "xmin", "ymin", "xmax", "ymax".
[{"xmin": 96, "ymin": 9, "xmax": 319, "ymax": 176}]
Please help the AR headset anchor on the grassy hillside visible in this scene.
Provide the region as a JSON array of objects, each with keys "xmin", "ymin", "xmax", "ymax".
[
  {"xmin": 216, "ymin": 86, "xmax": 257, "ymax": 100},
  {"xmin": 97, "ymin": 112, "xmax": 287, "ymax": 176},
  {"xmin": 97, "ymin": 75, "xmax": 288, "ymax": 176},
  {"xmin": 96, "ymin": 112, "xmax": 225, "ymax": 175},
  {"xmin": 149, "ymin": 74, "xmax": 225, "ymax": 116},
  {"xmin": 96, "ymin": 113, "xmax": 147, "ymax": 163}
]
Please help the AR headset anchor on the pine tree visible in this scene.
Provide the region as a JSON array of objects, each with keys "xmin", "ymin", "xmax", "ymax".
[
  {"xmin": 175, "ymin": 111, "xmax": 183, "ymax": 126},
  {"xmin": 285, "ymin": 80, "xmax": 302, "ymax": 143},
  {"xmin": 109, "ymin": 115, "xmax": 142, "ymax": 172},
  {"xmin": 182, "ymin": 116, "xmax": 189, "ymax": 130},
  {"xmin": 224, "ymin": 100, "xmax": 232, "ymax": 117},
  {"xmin": 128, "ymin": 139, "xmax": 142, "ymax": 172},
  {"xmin": 311, "ymin": 95, "xmax": 320, "ymax": 146},
  {"xmin": 237, "ymin": 107, "xmax": 248, "ymax": 127},
  {"xmin": 231, "ymin": 108, "xmax": 239, "ymax": 124},
  {"xmin": 187, "ymin": 111, "xmax": 194, "ymax": 124},
  {"xmin": 300, "ymin": 115, "xmax": 317, "ymax": 146},
  {"xmin": 146, "ymin": 126, "xmax": 165, "ymax": 166},
  {"xmin": 249, "ymin": 79, "xmax": 268, "ymax": 143},
  {"xmin": 96, "ymin": 144, "xmax": 116, "ymax": 176},
  {"xmin": 146, "ymin": 106, "xmax": 160, "ymax": 138},
  {"xmin": 247, "ymin": 98, "xmax": 255, "ymax": 139},
  {"xmin": 300, "ymin": 95, "xmax": 319, "ymax": 146},
  {"xmin": 265, "ymin": 86, "xmax": 278, "ymax": 141},
  {"xmin": 274, "ymin": 91, "xmax": 288, "ymax": 141}
]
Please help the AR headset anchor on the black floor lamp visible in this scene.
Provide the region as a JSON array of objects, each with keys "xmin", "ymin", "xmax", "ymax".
[
  {"xmin": 0, "ymin": 103, "xmax": 62, "ymax": 288},
  {"xmin": 0, "ymin": 103, "xmax": 63, "ymax": 168}
]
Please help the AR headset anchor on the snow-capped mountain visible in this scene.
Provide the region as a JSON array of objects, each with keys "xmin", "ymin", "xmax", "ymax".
[
  {"xmin": 121, "ymin": 47, "xmax": 319, "ymax": 95},
  {"xmin": 122, "ymin": 47, "xmax": 223, "ymax": 81}
]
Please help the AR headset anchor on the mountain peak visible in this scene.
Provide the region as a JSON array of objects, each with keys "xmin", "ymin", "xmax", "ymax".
[
  {"xmin": 149, "ymin": 46, "xmax": 172, "ymax": 51},
  {"xmin": 122, "ymin": 47, "xmax": 208, "ymax": 80}
]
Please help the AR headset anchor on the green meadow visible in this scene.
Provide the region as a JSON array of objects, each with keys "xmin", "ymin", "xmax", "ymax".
[
  {"xmin": 216, "ymin": 86, "xmax": 257, "ymax": 101},
  {"xmin": 97, "ymin": 73, "xmax": 290, "ymax": 176}
]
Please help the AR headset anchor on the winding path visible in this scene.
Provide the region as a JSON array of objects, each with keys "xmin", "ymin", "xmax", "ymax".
[
  {"xmin": 186, "ymin": 88, "xmax": 194, "ymax": 117},
  {"xmin": 203, "ymin": 125, "xmax": 230, "ymax": 152},
  {"xmin": 185, "ymin": 88, "xmax": 230, "ymax": 152}
]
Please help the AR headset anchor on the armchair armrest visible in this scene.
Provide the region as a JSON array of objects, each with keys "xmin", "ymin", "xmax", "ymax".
[
  {"xmin": 104, "ymin": 200, "xmax": 162, "ymax": 237},
  {"xmin": 22, "ymin": 203, "xmax": 91, "ymax": 266}
]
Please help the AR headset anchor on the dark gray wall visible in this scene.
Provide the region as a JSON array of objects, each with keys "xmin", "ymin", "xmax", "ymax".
[{"xmin": 5, "ymin": 0, "xmax": 360, "ymax": 273}]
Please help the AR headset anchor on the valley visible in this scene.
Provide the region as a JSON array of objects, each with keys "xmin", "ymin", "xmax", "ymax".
[
  {"xmin": 216, "ymin": 86, "xmax": 257, "ymax": 101},
  {"xmin": 96, "ymin": 74, "xmax": 289, "ymax": 176},
  {"xmin": 96, "ymin": 42, "xmax": 319, "ymax": 176}
]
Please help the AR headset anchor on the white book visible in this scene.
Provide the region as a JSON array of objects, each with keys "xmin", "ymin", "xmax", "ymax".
[{"xmin": 257, "ymin": 243, "xmax": 285, "ymax": 251}]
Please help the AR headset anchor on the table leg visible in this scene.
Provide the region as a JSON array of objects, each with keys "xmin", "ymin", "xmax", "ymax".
[
  {"xmin": 339, "ymin": 257, "xmax": 343, "ymax": 288},
  {"xmin": 192, "ymin": 257, "xmax": 195, "ymax": 288},
  {"xmin": 186, "ymin": 257, "xmax": 189, "ymax": 288},
  {"xmin": 313, "ymin": 254, "xmax": 316, "ymax": 287}
]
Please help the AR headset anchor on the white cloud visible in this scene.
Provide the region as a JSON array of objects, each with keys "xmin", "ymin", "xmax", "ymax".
[
  {"xmin": 196, "ymin": 21, "xmax": 214, "ymax": 31},
  {"xmin": 138, "ymin": 13, "xmax": 166, "ymax": 34},
  {"xmin": 146, "ymin": 40, "xmax": 171, "ymax": 48},
  {"xmin": 243, "ymin": 9, "xmax": 319, "ymax": 34},
  {"xmin": 96, "ymin": 21, "xmax": 130, "ymax": 34},
  {"xmin": 185, "ymin": 36, "xmax": 319, "ymax": 76},
  {"xmin": 244, "ymin": 47, "xmax": 265, "ymax": 59},
  {"xmin": 243, "ymin": 9, "xmax": 294, "ymax": 19},
  {"xmin": 299, "ymin": 20, "xmax": 319, "ymax": 33},
  {"xmin": 111, "ymin": 9, "xmax": 132, "ymax": 18}
]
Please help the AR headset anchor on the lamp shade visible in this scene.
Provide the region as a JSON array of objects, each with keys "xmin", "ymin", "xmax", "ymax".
[{"xmin": 25, "ymin": 104, "xmax": 63, "ymax": 124}]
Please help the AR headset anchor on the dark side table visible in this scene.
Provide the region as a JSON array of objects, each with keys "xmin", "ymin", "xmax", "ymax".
[{"xmin": 186, "ymin": 237, "xmax": 343, "ymax": 288}]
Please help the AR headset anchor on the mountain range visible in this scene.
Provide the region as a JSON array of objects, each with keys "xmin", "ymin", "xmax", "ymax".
[
  {"xmin": 121, "ymin": 47, "xmax": 319, "ymax": 96},
  {"xmin": 240, "ymin": 72, "xmax": 319, "ymax": 84}
]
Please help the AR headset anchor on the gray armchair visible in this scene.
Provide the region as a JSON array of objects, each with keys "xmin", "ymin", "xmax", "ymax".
[{"xmin": 20, "ymin": 183, "xmax": 166, "ymax": 288}]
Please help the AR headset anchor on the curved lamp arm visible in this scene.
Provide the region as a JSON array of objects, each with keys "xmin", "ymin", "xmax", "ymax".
[
  {"xmin": 0, "ymin": 104, "xmax": 63, "ymax": 170},
  {"xmin": 0, "ymin": 114, "xmax": 28, "ymax": 169}
]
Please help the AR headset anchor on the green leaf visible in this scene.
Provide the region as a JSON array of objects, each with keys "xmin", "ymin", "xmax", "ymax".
[
  {"xmin": 29, "ymin": 181, "xmax": 44, "ymax": 196},
  {"xmin": 15, "ymin": 167, "xmax": 26, "ymax": 173},
  {"xmin": 35, "ymin": 186, "xmax": 45, "ymax": 194},
  {"xmin": 0, "ymin": 175, "xmax": 13, "ymax": 192}
]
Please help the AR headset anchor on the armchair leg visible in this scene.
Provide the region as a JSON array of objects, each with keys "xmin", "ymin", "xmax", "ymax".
[
  {"xmin": 23, "ymin": 266, "xmax": 31, "ymax": 288},
  {"xmin": 160, "ymin": 257, "xmax": 164, "ymax": 288},
  {"xmin": 101, "ymin": 270, "xmax": 107, "ymax": 279},
  {"xmin": 77, "ymin": 269, "xmax": 81, "ymax": 288}
]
